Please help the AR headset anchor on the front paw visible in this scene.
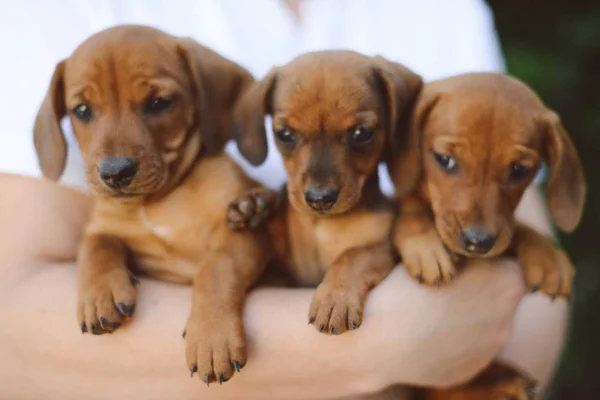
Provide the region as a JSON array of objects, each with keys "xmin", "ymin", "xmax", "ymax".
[
  {"xmin": 308, "ymin": 282, "xmax": 364, "ymax": 335},
  {"xmin": 397, "ymin": 230, "xmax": 457, "ymax": 286},
  {"xmin": 519, "ymin": 244, "xmax": 574, "ymax": 299},
  {"xmin": 226, "ymin": 189, "xmax": 273, "ymax": 231},
  {"xmin": 185, "ymin": 312, "xmax": 246, "ymax": 385},
  {"xmin": 78, "ymin": 268, "xmax": 138, "ymax": 335}
]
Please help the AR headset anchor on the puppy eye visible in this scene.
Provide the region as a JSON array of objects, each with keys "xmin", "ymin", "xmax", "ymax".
[
  {"xmin": 348, "ymin": 128, "xmax": 375, "ymax": 149},
  {"xmin": 145, "ymin": 97, "xmax": 173, "ymax": 115},
  {"xmin": 71, "ymin": 103, "xmax": 93, "ymax": 123},
  {"xmin": 274, "ymin": 128, "xmax": 297, "ymax": 148},
  {"xmin": 508, "ymin": 163, "xmax": 532, "ymax": 183},
  {"xmin": 433, "ymin": 152, "xmax": 458, "ymax": 173}
]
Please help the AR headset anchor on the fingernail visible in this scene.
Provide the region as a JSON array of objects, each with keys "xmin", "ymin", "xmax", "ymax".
[{"xmin": 190, "ymin": 364, "xmax": 197, "ymax": 377}]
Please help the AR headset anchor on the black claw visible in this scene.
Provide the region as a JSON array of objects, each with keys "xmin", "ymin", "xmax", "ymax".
[
  {"xmin": 81, "ymin": 321, "xmax": 87, "ymax": 334},
  {"xmin": 308, "ymin": 316, "xmax": 315, "ymax": 324},
  {"xmin": 117, "ymin": 303, "xmax": 136, "ymax": 317},
  {"xmin": 203, "ymin": 373, "xmax": 210, "ymax": 386},
  {"xmin": 218, "ymin": 373, "xmax": 225, "ymax": 385},
  {"xmin": 232, "ymin": 360, "xmax": 242, "ymax": 372},
  {"xmin": 190, "ymin": 364, "xmax": 197, "ymax": 377},
  {"xmin": 351, "ymin": 321, "xmax": 358, "ymax": 330},
  {"xmin": 417, "ymin": 274, "xmax": 423, "ymax": 283},
  {"xmin": 318, "ymin": 324, "xmax": 324, "ymax": 332},
  {"xmin": 434, "ymin": 278, "xmax": 441, "ymax": 287},
  {"xmin": 530, "ymin": 286, "xmax": 539, "ymax": 293},
  {"xmin": 99, "ymin": 317, "xmax": 121, "ymax": 331},
  {"xmin": 182, "ymin": 330, "xmax": 186, "ymax": 339},
  {"xmin": 329, "ymin": 325, "xmax": 335, "ymax": 334}
]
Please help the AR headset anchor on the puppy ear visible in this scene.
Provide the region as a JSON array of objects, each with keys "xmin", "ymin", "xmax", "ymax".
[
  {"xmin": 371, "ymin": 56, "xmax": 423, "ymax": 153},
  {"xmin": 387, "ymin": 86, "xmax": 440, "ymax": 197},
  {"xmin": 232, "ymin": 68, "xmax": 278, "ymax": 166},
  {"xmin": 177, "ymin": 39, "xmax": 254, "ymax": 154},
  {"xmin": 541, "ymin": 111, "xmax": 586, "ymax": 232},
  {"xmin": 33, "ymin": 60, "xmax": 68, "ymax": 181}
]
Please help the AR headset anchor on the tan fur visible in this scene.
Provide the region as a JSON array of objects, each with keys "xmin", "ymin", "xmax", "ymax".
[
  {"xmin": 229, "ymin": 51, "xmax": 422, "ymax": 334},
  {"xmin": 33, "ymin": 25, "xmax": 269, "ymax": 385},
  {"xmin": 389, "ymin": 73, "xmax": 585, "ymax": 398}
]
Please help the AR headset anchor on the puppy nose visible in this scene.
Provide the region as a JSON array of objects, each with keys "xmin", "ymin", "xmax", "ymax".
[
  {"xmin": 461, "ymin": 227, "xmax": 496, "ymax": 254},
  {"xmin": 98, "ymin": 157, "xmax": 138, "ymax": 189},
  {"xmin": 304, "ymin": 186, "xmax": 339, "ymax": 211}
]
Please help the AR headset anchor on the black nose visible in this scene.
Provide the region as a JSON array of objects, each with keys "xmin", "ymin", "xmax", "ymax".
[
  {"xmin": 98, "ymin": 157, "xmax": 138, "ymax": 189},
  {"xmin": 304, "ymin": 186, "xmax": 339, "ymax": 211},
  {"xmin": 461, "ymin": 227, "xmax": 496, "ymax": 254}
]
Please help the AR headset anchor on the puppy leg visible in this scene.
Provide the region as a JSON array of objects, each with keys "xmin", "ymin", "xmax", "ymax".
[
  {"xmin": 308, "ymin": 241, "xmax": 396, "ymax": 335},
  {"xmin": 77, "ymin": 234, "xmax": 138, "ymax": 335},
  {"xmin": 394, "ymin": 195, "xmax": 457, "ymax": 286},
  {"xmin": 419, "ymin": 362, "xmax": 537, "ymax": 400},
  {"xmin": 511, "ymin": 223, "xmax": 574, "ymax": 298},
  {"xmin": 185, "ymin": 228, "xmax": 268, "ymax": 384},
  {"xmin": 226, "ymin": 187, "xmax": 284, "ymax": 231}
]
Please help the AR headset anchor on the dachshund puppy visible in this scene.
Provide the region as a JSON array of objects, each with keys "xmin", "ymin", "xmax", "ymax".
[
  {"xmin": 390, "ymin": 73, "xmax": 586, "ymax": 399},
  {"xmin": 33, "ymin": 25, "xmax": 270, "ymax": 385},
  {"xmin": 228, "ymin": 51, "xmax": 422, "ymax": 334}
]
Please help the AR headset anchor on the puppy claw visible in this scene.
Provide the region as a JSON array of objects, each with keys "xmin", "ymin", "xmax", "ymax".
[
  {"xmin": 129, "ymin": 274, "xmax": 140, "ymax": 287},
  {"xmin": 99, "ymin": 317, "xmax": 121, "ymax": 331},
  {"xmin": 416, "ymin": 274, "xmax": 423, "ymax": 284},
  {"xmin": 308, "ymin": 316, "xmax": 315, "ymax": 324},
  {"xmin": 117, "ymin": 303, "xmax": 136, "ymax": 317},
  {"xmin": 80, "ymin": 321, "xmax": 87, "ymax": 334},
  {"xmin": 329, "ymin": 325, "xmax": 335, "ymax": 335},
  {"xmin": 190, "ymin": 364, "xmax": 197, "ymax": 377},
  {"xmin": 319, "ymin": 324, "xmax": 324, "ymax": 332},
  {"xmin": 351, "ymin": 321, "xmax": 358, "ymax": 330},
  {"xmin": 434, "ymin": 278, "xmax": 441, "ymax": 287},
  {"xmin": 182, "ymin": 329, "xmax": 186, "ymax": 339},
  {"xmin": 232, "ymin": 360, "xmax": 242, "ymax": 373},
  {"xmin": 218, "ymin": 373, "xmax": 226, "ymax": 385},
  {"xmin": 203, "ymin": 373, "xmax": 210, "ymax": 387}
]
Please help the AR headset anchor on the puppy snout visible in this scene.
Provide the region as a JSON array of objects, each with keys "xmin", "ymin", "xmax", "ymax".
[
  {"xmin": 461, "ymin": 227, "xmax": 496, "ymax": 254},
  {"xmin": 304, "ymin": 186, "xmax": 339, "ymax": 211},
  {"xmin": 98, "ymin": 157, "xmax": 139, "ymax": 189}
]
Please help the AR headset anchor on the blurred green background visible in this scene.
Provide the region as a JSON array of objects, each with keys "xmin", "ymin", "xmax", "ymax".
[{"xmin": 487, "ymin": 1, "xmax": 600, "ymax": 398}]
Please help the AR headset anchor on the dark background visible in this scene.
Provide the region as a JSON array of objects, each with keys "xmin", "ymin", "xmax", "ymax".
[{"xmin": 487, "ymin": 1, "xmax": 600, "ymax": 398}]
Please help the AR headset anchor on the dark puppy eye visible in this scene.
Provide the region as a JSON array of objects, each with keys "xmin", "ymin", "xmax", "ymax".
[
  {"xmin": 348, "ymin": 128, "xmax": 375, "ymax": 149},
  {"xmin": 71, "ymin": 103, "xmax": 93, "ymax": 123},
  {"xmin": 274, "ymin": 128, "xmax": 297, "ymax": 148},
  {"xmin": 508, "ymin": 163, "xmax": 532, "ymax": 183},
  {"xmin": 145, "ymin": 97, "xmax": 173, "ymax": 115},
  {"xmin": 433, "ymin": 152, "xmax": 458, "ymax": 173}
]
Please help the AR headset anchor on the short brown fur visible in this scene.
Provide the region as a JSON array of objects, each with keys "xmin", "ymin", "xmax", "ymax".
[
  {"xmin": 390, "ymin": 73, "xmax": 586, "ymax": 399},
  {"xmin": 229, "ymin": 51, "xmax": 422, "ymax": 334},
  {"xmin": 34, "ymin": 25, "xmax": 270, "ymax": 384}
]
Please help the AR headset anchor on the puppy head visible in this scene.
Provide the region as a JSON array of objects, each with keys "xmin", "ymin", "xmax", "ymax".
[
  {"xmin": 391, "ymin": 73, "xmax": 586, "ymax": 257},
  {"xmin": 233, "ymin": 51, "xmax": 422, "ymax": 215},
  {"xmin": 34, "ymin": 25, "xmax": 252, "ymax": 198}
]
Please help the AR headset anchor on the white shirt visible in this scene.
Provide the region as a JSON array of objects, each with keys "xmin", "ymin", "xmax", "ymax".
[{"xmin": 0, "ymin": 0, "xmax": 505, "ymax": 194}]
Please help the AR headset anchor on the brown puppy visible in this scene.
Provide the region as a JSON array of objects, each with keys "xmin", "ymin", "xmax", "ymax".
[
  {"xmin": 228, "ymin": 51, "xmax": 422, "ymax": 334},
  {"xmin": 33, "ymin": 25, "xmax": 270, "ymax": 384},
  {"xmin": 390, "ymin": 73, "xmax": 586, "ymax": 399}
]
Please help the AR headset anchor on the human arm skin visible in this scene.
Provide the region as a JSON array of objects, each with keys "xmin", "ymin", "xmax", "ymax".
[{"xmin": 0, "ymin": 174, "xmax": 525, "ymax": 400}]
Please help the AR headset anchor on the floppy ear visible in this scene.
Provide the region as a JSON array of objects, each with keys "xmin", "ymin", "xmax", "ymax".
[
  {"xmin": 231, "ymin": 68, "xmax": 278, "ymax": 166},
  {"xmin": 387, "ymin": 86, "xmax": 440, "ymax": 198},
  {"xmin": 177, "ymin": 39, "xmax": 254, "ymax": 154},
  {"xmin": 33, "ymin": 60, "xmax": 68, "ymax": 181},
  {"xmin": 541, "ymin": 111, "xmax": 586, "ymax": 232},
  {"xmin": 371, "ymin": 56, "xmax": 423, "ymax": 154}
]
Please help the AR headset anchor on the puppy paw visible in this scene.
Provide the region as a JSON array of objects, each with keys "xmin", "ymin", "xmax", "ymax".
[
  {"xmin": 398, "ymin": 230, "xmax": 457, "ymax": 286},
  {"xmin": 519, "ymin": 244, "xmax": 574, "ymax": 299},
  {"xmin": 308, "ymin": 282, "xmax": 364, "ymax": 335},
  {"xmin": 77, "ymin": 268, "xmax": 138, "ymax": 335},
  {"xmin": 491, "ymin": 377, "xmax": 538, "ymax": 400},
  {"xmin": 185, "ymin": 312, "xmax": 246, "ymax": 385},
  {"xmin": 226, "ymin": 189, "xmax": 274, "ymax": 231}
]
